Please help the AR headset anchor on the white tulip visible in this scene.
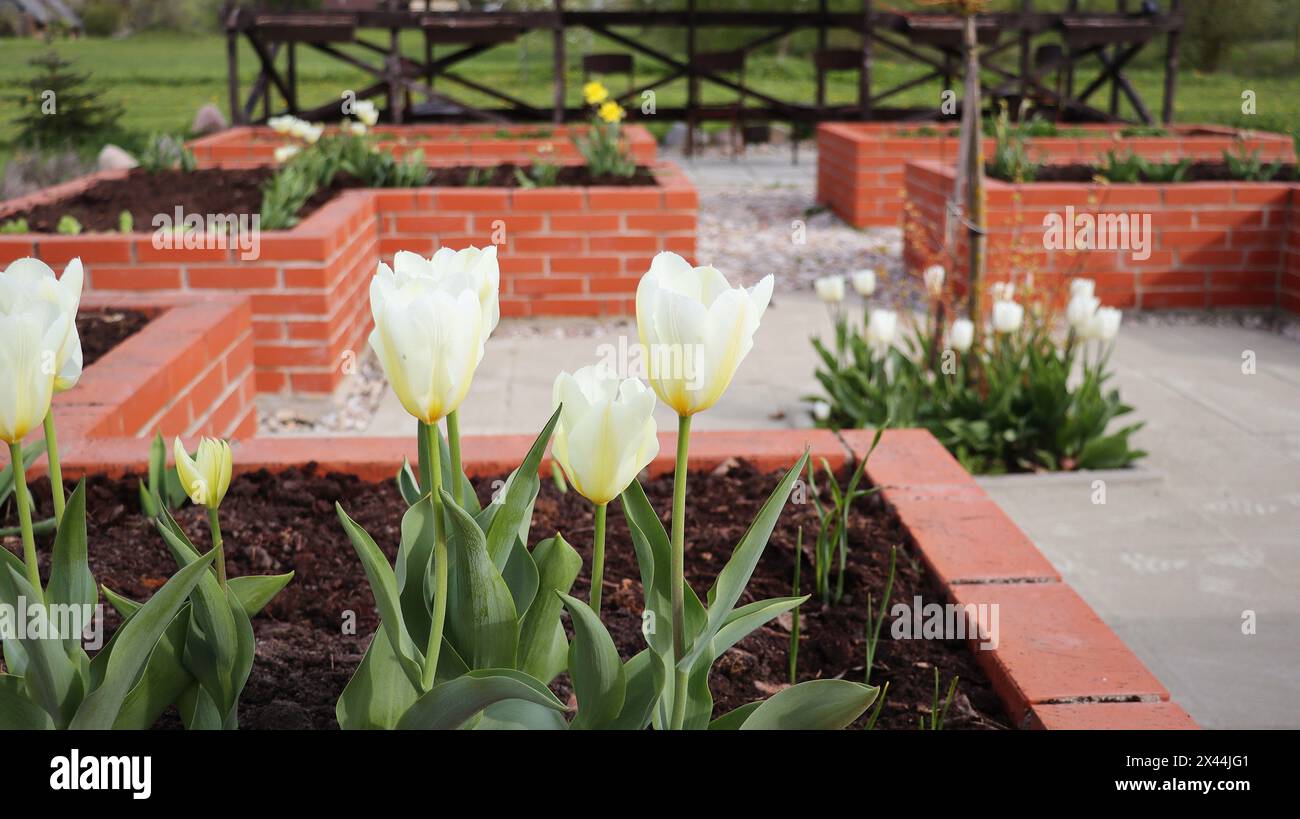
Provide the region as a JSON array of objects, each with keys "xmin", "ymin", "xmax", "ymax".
[
  {"xmin": 274, "ymin": 145, "xmax": 300, "ymax": 163},
  {"xmin": 0, "ymin": 305, "xmax": 66, "ymax": 444},
  {"xmin": 992, "ymin": 300, "xmax": 1024, "ymax": 334},
  {"xmin": 347, "ymin": 121, "xmax": 368, "ymax": 137},
  {"xmin": 865, "ymin": 308, "xmax": 898, "ymax": 351},
  {"xmin": 268, "ymin": 115, "xmax": 296, "ymax": 135},
  {"xmin": 851, "ymin": 269, "xmax": 877, "ymax": 297},
  {"xmin": 923, "ymin": 264, "xmax": 945, "ymax": 298},
  {"xmin": 1, "ymin": 257, "xmax": 83, "ymax": 392},
  {"xmin": 949, "ymin": 318, "xmax": 975, "ymax": 353},
  {"xmin": 811, "ymin": 400, "xmax": 831, "ymax": 422},
  {"xmin": 391, "ymin": 246, "xmax": 500, "ymax": 339},
  {"xmin": 353, "ymin": 100, "xmax": 379, "ymax": 127},
  {"xmin": 1087, "ymin": 306, "xmax": 1122, "ymax": 342},
  {"xmin": 368, "ymin": 256, "xmax": 488, "ymax": 425},
  {"xmin": 814, "ymin": 275, "xmax": 845, "ymax": 304},
  {"xmin": 551, "ymin": 366, "xmax": 660, "ymax": 505},
  {"xmin": 636, "ymin": 252, "xmax": 773, "ymax": 417},
  {"xmin": 1070, "ymin": 278, "xmax": 1096, "ymax": 301},
  {"xmin": 990, "ymin": 281, "xmax": 1016, "ymax": 302},
  {"xmin": 1067, "ymin": 293, "xmax": 1100, "ymax": 333},
  {"xmin": 174, "ymin": 437, "xmax": 233, "ymax": 510}
]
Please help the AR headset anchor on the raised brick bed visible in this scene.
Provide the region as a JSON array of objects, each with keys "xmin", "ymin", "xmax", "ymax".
[
  {"xmin": 903, "ymin": 159, "xmax": 1300, "ymax": 313},
  {"xmin": 819, "ymin": 122, "xmax": 1296, "ymax": 228},
  {"xmin": 188, "ymin": 124, "xmax": 659, "ymax": 170},
  {"xmin": 54, "ymin": 292, "xmax": 256, "ymax": 443},
  {"xmin": 0, "ymin": 162, "xmax": 697, "ymax": 393},
  {"xmin": 50, "ymin": 423, "xmax": 1194, "ymax": 730}
]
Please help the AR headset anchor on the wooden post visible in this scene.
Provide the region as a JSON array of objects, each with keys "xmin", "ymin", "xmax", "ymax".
[
  {"xmin": 1162, "ymin": 0, "xmax": 1181, "ymax": 124},
  {"xmin": 1110, "ymin": 0, "xmax": 1127, "ymax": 117},
  {"xmin": 226, "ymin": 27, "xmax": 242, "ymax": 125},
  {"xmin": 1064, "ymin": 0, "xmax": 1078, "ymax": 112},
  {"xmin": 553, "ymin": 0, "xmax": 566, "ymax": 124},
  {"xmin": 387, "ymin": 1, "xmax": 403, "ymax": 124},
  {"xmin": 815, "ymin": 0, "xmax": 828, "ymax": 110},
  {"xmin": 1018, "ymin": 0, "xmax": 1031, "ymax": 109},
  {"xmin": 859, "ymin": 0, "xmax": 872, "ymax": 120},
  {"xmin": 686, "ymin": 0, "xmax": 698, "ymax": 155},
  {"xmin": 961, "ymin": 13, "xmax": 986, "ymax": 339},
  {"xmin": 287, "ymin": 41, "xmax": 298, "ymax": 116}
]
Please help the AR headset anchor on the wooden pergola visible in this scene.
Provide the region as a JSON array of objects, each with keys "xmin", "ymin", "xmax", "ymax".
[{"xmin": 223, "ymin": 0, "xmax": 1184, "ymax": 132}]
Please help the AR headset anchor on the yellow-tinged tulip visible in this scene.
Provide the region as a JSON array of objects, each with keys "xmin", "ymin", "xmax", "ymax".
[
  {"xmin": 0, "ymin": 306, "xmax": 66, "ymax": 444},
  {"xmin": 551, "ymin": 366, "xmax": 659, "ymax": 506},
  {"xmin": 368, "ymin": 252, "xmax": 490, "ymax": 424},
  {"xmin": 635, "ymin": 251, "xmax": 773, "ymax": 417},
  {"xmin": 389, "ymin": 246, "xmax": 500, "ymax": 337},
  {"xmin": 597, "ymin": 101, "xmax": 625, "ymax": 124},
  {"xmin": 2, "ymin": 257, "xmax": 83, "ymax": 392},
  {"xmin": 583, "ymin": 81, "xmax": 609, "ymax": 105},
  {"xmin": 174, "ymin": 437, "xmax": 233, "ymax": 510}
]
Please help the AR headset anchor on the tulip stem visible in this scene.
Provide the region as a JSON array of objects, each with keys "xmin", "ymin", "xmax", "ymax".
[
  {"xmin": 422, "ymin": 422, "xmax": 448, "ymax": 691},
  {"xmin": 589, "ymin": 502, "xmax": 607, "ymax": 614},
  {"xmin": 42, "ymin": 413, "xmax": 65, "ymax": 528},
  {"xmin": 669, "ymin": 413, "xmax": 691, "ymax": 730},
  {"xmin": 446, "ymin": 410, "xmax": 463, "ymax": 507},
  {"xmin": 206, "ymin": 507, "xmax": 227, "ymax": 590},
  {"xmin": 8, "ymin": 442, "xmax": 43, "ymax": 597}
]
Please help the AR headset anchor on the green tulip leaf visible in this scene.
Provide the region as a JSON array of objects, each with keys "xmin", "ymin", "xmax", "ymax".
[
  {"xmin": 485, "ymin": 406, "xmax": 560, "ymax": 570},
  {"xmin": 517, "ymin": 535, "xmax": 580, "ymax": 683},
  {"xmin": 739, "ymin": 679, "xmax": 879, "ymax": 730},
  {"xmin": 679, "ymin": 452, "xmax": 809, "ymax": 671},
  {"xmin": 442, "ymin": 489, "xmax": 518, "ymax": 670},
  {"xmin": 396, "ymin": 668, "xmax": 565, "ymax": 730},
  {"xmin": 0, "ymin": 673, "xmax": 54, "ymax": 730},
  {"xmin": 395, "ymin": 496, "xmax": 437, "ymax": 647},
  {"xmin": 336, "ymin": 503, "xmax": 425, "ymax": 689},
  {"xmin": 228, "ymin": 572, "xmax": 295, "ymax": 618},
  {"xmin": 70, "ymin": 550, "xmax": 216, "ymax": 730},
  {"xmin": 708, "ymin": 701, "xmax": 762, "ymax": 730},
  {"xmin": 112, "ymin": 608, "xmax": 193, "ymax": 730},
  {"xmin": 558, "ymin": 592, "xmax": 625, "ymax": 730},
  {"xmin": 4, "ymin": 567, "xmax": 83, "ymax": 727},
  {"xmin": 336, "ymin": 625, "xmax": 424, "ymax": 730}
]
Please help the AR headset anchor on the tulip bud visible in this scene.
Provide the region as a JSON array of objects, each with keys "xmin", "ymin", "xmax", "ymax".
[
  {"xmin": 0, "ymin": 307, "xmax": 66, "ymax": 444},
  {"xmin": 1087, "ymin": 306, "xmax": 1122, "ymax": 341},
  {"xmin": 1070, "ymin": 278, "xmax": 1096, "ymax": 301},
  {"xmin": 814, "ymin": 275, "xmax": 845, "ymax": 304},
  {"xmin": 2, "ymin": 257, "xmax": 83, "ymax": 393},
  {"xmin": 923, "ymin": 265, "xmax": 945, "ymax": 298},
  {"xmin": 851, "ymin": 269, "xmax": 877, "ymax": 297},
  {"xmin": 949, "ymin": 318, "xmax": 975, "ymax": 353},
  {"xmin": 174, "ymin": 437, "xmax": 233, "ymax": 510},
  {"xmin": 368, "ymin": 252, "xmax": 491, "ymax": 424},
  {"xmin": 551, "ymin": 366, "xmax": 660, "ymax": 505},
  {"xmin": 992, "ymin": 300, "xmax": 1024, "ymax": 334},
  {"xmin": 811, "ymin": 400, "xmax": 831, "ymax": 422},
  {"xmin": 1067, "ymin": 293, "xmax": 1100, "ymax": 332},
  {"xmin": 865, "ymin": 308, "xmax": 898, "ymax": 351},
  {"xmin": 636, "ymin": 252, "xmax": 773, "ymax": 417}
]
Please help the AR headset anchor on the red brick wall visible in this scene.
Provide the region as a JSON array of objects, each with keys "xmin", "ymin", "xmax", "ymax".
[
  {"xmin": 904, "ymin": 160, "xmax": 1298, "ymax": 313},
  {"xmin": 54, "ymin": 294, "xmax": 257, "ymax": 441},
  {"xmin": 821, "ymin": 122, "xmax": 1296, "ymax": 228},
  {"xmin": 1286, "ymin": 186, "xmax": 1300, "ymax": 315},
  {"xmin": 373, "ymin": 163, "xmax": 697, "ymax": 317},
  {"xmin": 0, "ymin": 163, "xmax": 697, "ymax": 392},
  {"xmin": 189, "ymin": 124, "xmax": 659, "ymax": 169}
]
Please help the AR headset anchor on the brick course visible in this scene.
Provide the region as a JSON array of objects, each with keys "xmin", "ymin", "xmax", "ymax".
[
  {"xmin": 188, "ymin": 124, "xmax": 659, "ymax": 170},
  {"xmin": 902, "ymin": 160, "xmax": 1299, "ymax": 313},
  {"xmin": 819, "ymin": 121, "xmax": 1296, "ymax": 228}
]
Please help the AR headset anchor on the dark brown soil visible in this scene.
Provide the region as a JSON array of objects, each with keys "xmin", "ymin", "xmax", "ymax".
[
  {"xmin": 997, "ymin": 159, "xmax": 1297, "ymax": 183},
  {"xmin": 77, "ymin": 308, "xmax": 151, "ymax": 368},
  {"xmin": 426, "ymin": 164, "xmax": 658, "ymax": 188},
  {"xmin": 8, "ymin": 163, "xmax": 659, "ymax": 233},
  {"xmin": 2, "ymin": 461, "xmax": 1008, "ymax": 731}
]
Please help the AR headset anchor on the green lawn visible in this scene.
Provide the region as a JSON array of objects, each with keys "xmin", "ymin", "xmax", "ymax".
[{"xmin": 1, "ymin": 30, "xmax": 1296, "ymax": 162}]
